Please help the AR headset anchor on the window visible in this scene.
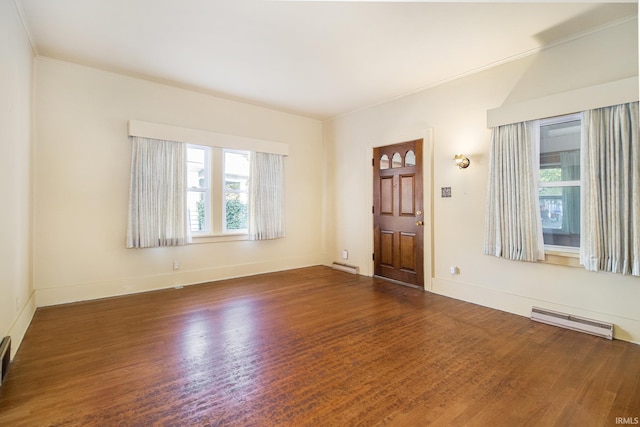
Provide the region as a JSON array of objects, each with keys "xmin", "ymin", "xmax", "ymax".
[
  {"xmin": 187, "ymin": 145, "xmax": 210, "ymax": 233},
  {"xmin": 535, "ymin": 113, "xmax": 582, "ymax": 251},
  {"xmin": 187, "ymin": 145, "xmax": 250, "ymax": 236},
  {"xmin": 223, "ymin": 150, "xmax": 250, "ymax": 233},
  {"xmin": 486, "ymin": 103, "xmax": 637, "ymax": 273},
  {"xmin": 379, "ymin": 150, "xmax": 416, "ymax": 169}
]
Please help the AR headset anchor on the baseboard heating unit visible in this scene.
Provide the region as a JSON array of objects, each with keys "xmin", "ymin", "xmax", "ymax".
[
  {"xmin": 0, "ymin": 336, "xmax": 10, "ymax": 386},
  {"xmin": 331, "ymin": 262, "xmax": 359, "ymax": 275},
  {"xmin": 531, "ymin": 307, "xmax": 613, "ymax": 340}
]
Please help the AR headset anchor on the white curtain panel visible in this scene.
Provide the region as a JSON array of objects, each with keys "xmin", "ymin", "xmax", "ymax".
[
  {"xmin": 581, "ymin": 102, "xmax": 639, "ymax": 276},
  {"xmin": 484, "ymin": 121, "xmax": 545, "ymax": 262},
  {"xmin": 126, "ymin": 137, "xmax": 190, "ymax": 248},
  {"xmin": 249, "ymin": 152, "xmax": 285, "ymax": 240}
]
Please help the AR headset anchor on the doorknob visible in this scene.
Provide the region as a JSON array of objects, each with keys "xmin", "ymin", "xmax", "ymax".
[{"xmin": 416, "ymin": 221, "xmax": 424, "ymax": 226}]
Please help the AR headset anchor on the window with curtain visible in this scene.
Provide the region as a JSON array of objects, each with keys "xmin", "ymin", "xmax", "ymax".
[
  {"xmin": 485, "ymin": 101, "xmax": 639, "ymax": 276},
  {"xmin": 127, "ymin": 136, "xmax": 190, "ymax": 248},
  {"xmin": 581, "ymin": 101, "xmax": 639, "ymax": 276},
  {"xmin": 127, "ymin": 138, "xmax": 285, "ymax": 247},
  {"xmin": 484, "ymin": 121, "xmax": 544, "ymax": 262},
  {"xmin": 249, "ymin": 152, "xmax": 285, "ymax": 240}
]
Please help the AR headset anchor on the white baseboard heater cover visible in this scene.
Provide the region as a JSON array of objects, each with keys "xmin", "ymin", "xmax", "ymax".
[
  {"xmin": 331, "ymin": 262, "xmax": 359, "ymax": 275},
  {"xmin": 531, "ymin": 307, "xmax": 613, "ymax": 340}
]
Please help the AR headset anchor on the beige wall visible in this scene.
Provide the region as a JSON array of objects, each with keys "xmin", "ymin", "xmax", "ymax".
[
  {"xmin": 0, "ymin": 0, "xmax": 36, "ymax": 357},
  {"xmin": 33, "ymin": 59, "xmax": 324, "ymax": 306},
  {"xmin": 323, "ymin": 19, "xmax": 640, "ymax": 343}
]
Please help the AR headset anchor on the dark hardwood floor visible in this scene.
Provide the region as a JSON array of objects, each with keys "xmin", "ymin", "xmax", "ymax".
[{"xmin": 1, "ymin": 266, "xmax": 639, "ymax": 426}]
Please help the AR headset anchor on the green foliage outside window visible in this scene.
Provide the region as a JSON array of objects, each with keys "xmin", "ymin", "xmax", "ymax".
[
  {"xmin": 226, "ymin": 196, "xmax": 248, "ymax": 230},
  {"xmin": 539, "ymin": 168, "xmax": 561, "ymax": 182},
  {"xmin": 196, "ymin": 199, "xmax": 205, "ymax": 231}
]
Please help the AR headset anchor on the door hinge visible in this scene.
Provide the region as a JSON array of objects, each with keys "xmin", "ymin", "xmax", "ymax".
[
  {"xmin": 372, "ymin": 158, "xmax": 375, "ymax": 167},
  {"xmin": 372, "ymin": 205, "xmax": 374, "ymax": 214},
  {"xmin": 372, "ymin": 253, "xmax": 375, "ymax": 261}
]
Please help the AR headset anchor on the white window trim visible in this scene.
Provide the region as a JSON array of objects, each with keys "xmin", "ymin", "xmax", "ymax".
[
  {"xmin": 191, "ymin": 233, "xmax": 249, "ymax": 244},
  {"xmin": 487, "ymin": 77, "xmax": 637, "ymax": 128},
  {"xmin": 128, "ymin": 120, "xmax": 289, "ymax": 156}
]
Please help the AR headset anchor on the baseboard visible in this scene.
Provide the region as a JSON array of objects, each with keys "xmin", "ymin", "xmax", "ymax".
[
  {"xmin": 331, "ymin": 262, "xmax": 359, "ymax": 274},
  {"xmin": 7, "ymin": 290, "xmax": 37, "ymax": 359},
  {"xmin": 432, "ymin": 277, "xmax": 640, "ymax": 344},
  {"xmin": 36, "ymin": 256, "xmax": 321, "ymax": 307}
]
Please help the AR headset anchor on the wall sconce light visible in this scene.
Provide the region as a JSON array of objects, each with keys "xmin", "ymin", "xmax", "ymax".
[{"xmin": 453, "ymin": 154, "xmax": 470, "ymax": 169}]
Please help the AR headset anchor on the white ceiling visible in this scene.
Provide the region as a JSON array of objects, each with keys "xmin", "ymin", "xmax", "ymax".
[{"xmin": 16, "ymin": 0, "xmax": 638, "ymax": 120}]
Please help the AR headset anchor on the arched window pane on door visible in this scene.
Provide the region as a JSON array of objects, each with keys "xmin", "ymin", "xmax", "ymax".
[
  {"xmin": 405, "ymin": 150, "xmax": 416, "ymax": 167},
  {"xmin": 380, "ymin": 154, "xmax": 390, "ymax": 169},
  {"xmin": 392, "ymin": 153, "xmax": 402, "ymax": 168}
]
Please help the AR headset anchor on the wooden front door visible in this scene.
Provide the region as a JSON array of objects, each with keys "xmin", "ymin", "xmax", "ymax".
[{"xmin": 373, "ymin": 140, "xmax": 424, "ymax": 287}]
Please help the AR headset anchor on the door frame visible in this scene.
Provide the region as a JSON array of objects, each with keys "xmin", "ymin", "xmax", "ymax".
[{"xmin": 366, "ymin": 129, "xmax": 434, "ymax": 291}]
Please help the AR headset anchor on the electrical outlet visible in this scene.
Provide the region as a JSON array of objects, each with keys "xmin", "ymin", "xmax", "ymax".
[{"xmin": 173, "ymin": 261, "xmax": 180, "ymax": 271}]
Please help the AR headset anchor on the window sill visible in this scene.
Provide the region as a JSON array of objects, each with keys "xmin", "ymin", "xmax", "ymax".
[
  {"xmin": 543, "ymin": 249, "xmax": 580, "ymax": 268},
  {"xmin": 191, "ymin": 233, "xmax": 249, "ymax": 244}
]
